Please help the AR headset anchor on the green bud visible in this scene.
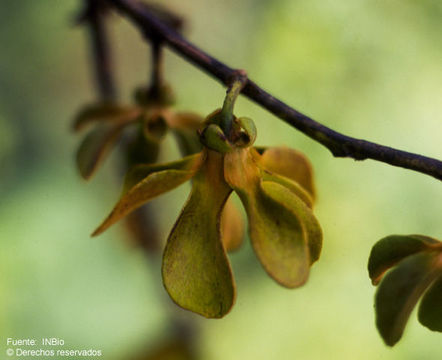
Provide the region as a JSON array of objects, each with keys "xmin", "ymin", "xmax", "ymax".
[
  {"xmin": 199, "ymin": 124, "xmax": 233, "ymax": 153},
  {"xmin": 231, "ymin": 116, "xmax": 257, "ymax": 147}
]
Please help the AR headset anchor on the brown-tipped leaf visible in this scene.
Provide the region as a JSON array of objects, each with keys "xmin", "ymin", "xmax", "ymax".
[
  {"xmin": 375, "ymin": 251, "xmax": 441, "ymax": 346},
  {"xmin": 93, "ymin": 165, "xmax": 200, "ymax": 236},
  {"xmin": 260, "ymin": 146, "xmax": 316, "ymax": 200},
  {"xmin": 123, "ymin": 153, "xmax": 203, "ymax": 194},
  {"xmin": 224, "ymin": 149, "xmax": 310, "ymax": 288},
  {"xmin": 368, "ymin": 235, "xmax": 439, "ymax": 285},
  {"xmin": 162, "ymin": 150, "xmax": 235, "ymax": 318},
  {"xmin": 76, "ymin": 123, "xmax": 127, "ymax": 180}
]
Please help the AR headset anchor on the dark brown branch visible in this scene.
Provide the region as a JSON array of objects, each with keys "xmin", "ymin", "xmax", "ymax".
[
  {"xmin": 149, "ymin": 40, "xmax": 164, "ymax": 96},
  {"xmin": 106, "ymin": 0, "xmax": 442, "ymax": 181},
  {"xmin": 79, "ymin": 0, "xmax": 117, "ymax": 100}
]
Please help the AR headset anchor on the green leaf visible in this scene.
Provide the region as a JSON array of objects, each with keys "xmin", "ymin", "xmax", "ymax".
[
  {"xmin": 419, "ymin": 270, "xmax": 442, "ymax": 332},
  {"xmin": 259, "ymin": 146, "xmax": 316, "ymax": 201},
  {"xmin": 260, "ymin": 171, "xmax": 313, "ymax": 208},
  {"xmin": 76, "ymin": 123, "xmax": 127, "ymax": 180},
  {"xmin": 224, "ymin": 148, "xmax": 310, "ymax": 288},
  {"xmin": 231, "ymin": 117, "xmax": 257, "ymax": 147},
  {"xmin": 92, "ymin": 154, "xmax": 203, "ymax": 236},
  {"xmin": 368, "ymin": 235, "xmax": 439, "ymax": 285},
  {"xmin": 73, "ymin": 103, "xmax": 140, "ymax": 132},
  {"xmin": 162, "ymin": 150, "xmax": 235, "ymax": 318},
  {"xmin": 199, "ymin": 124, "xmax": 233, "ymax": 153},
  {"xmin": 375, "ymin": 251, "xmax": 441, "ymax": 346},
  {"xmin": 262, "ymin": 181, "xmax": 322, "ymax": 265},
  {"xmin": 123, "ymin": 153, "xmax": 203, "ymax": 193}
]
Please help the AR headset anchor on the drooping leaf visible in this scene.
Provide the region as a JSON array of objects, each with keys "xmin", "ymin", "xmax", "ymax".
[
  {"xmin": 92, "ymin": 154, "xmax": 203, "ymax": 236},
  {"xmin": 259, "ymin": 146, "xmax": 316, "ymax": 201},
  {"xmin": 220, "ymin": 199, "xmax": 245, "ymax": 252},
  {"xmin": 262, "ymin": 180, "xmax": 322, "ymax": 265},
  {"xmin": 368, "ymin": 235, "xmax": 439, "ymax": 285},
  {"xmin": 76, "ymin": 123, "xmax": 127, "ymax": 180},
  {"xmin": 123, "ymin": 153, "xmax": 203, "ymax": 193},
  {"xmin": 73, "ymin": 103, "xmax": 140, "ymax": 132},
  {"xmin": 224, "ymin": 148, "xmax": 310, "ymax": 288},
  {"xmin": 162, "ymin": 150, "xmax": 235, "ymax": 318},
  {"xmin": 375, "ymin": 251, "xmax": 441, "ymax": 346},
  {"xmin": 418, "ymin": 269, "xmax": 442, "ymax": 332}
]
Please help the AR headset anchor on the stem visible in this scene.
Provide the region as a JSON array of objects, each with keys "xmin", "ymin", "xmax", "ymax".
[
  {"xmin": 83, "ymin": 0, "xmax": 116, "ymax": 101},
  {"xmin": 149, "ymin": 40, "xmax": 164, "ymax": 97},
  {"xmin": 105, "ymin": 0, "xmax": 442, "ymax": 181},
  {"xmin": 220, "ymin": 71, "xmax": 247, "ymax": 134}
]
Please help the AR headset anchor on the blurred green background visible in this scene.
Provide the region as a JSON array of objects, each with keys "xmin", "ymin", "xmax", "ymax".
[{"xmin": 0, "ymin": 0, "xmax": 441, "ymax": 359}]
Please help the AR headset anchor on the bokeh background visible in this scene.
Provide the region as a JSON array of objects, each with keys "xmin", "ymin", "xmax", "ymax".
[{"xmin": 0, "ymin": 0, "xmax": 441, "ymax": 359}]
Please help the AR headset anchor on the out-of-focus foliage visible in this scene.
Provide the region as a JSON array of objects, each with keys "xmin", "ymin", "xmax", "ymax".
[
  {"xmin": 0, "ymin": 0, "xmax": 440, "ymax": 359},
  {"xmin": 368, "ymin": 235, "xmax": 442, "ymax": 346}
]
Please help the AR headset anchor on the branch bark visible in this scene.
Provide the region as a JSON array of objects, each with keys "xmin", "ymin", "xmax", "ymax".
[
  {"xmin": 80, "ymin": 0, "xmax": 116, "ymax": 101},
  {"xmin": 106, "ymin": 0, "xmax": 442, "ymax": 181}
]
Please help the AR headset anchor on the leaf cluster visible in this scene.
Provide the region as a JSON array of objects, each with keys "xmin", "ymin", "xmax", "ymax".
[{"xmin": 368, "ymin": 234, "xmax": 442, "ymax": 346}]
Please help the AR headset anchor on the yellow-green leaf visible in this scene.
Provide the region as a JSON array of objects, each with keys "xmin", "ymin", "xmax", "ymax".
[
  {"xmin": 92, "ymin": 155, "xmax": 202, "ymax": 236},
  {"xmin": 162, "ymin": 150, "xmax": 235, "ymax": 318},
  {"xmin": 262, "ymin": 180, "xmax": 322, "ymax": 264},
  {"xmin": 73, "ymin": 103, "xmax": 140, "ymax": 132},
  {"xmin": 224, "ymin": 149, "xmax": 310, "ymax": 288},
  {"xmin": 260, "ymin": 171, "xmax": 313, "ymax": 208},
  {"xmin": 76, "ymin": 123, "xmax": 126, "ymax": 180},
  {"xmin": 123, "ymin": 153, "xmax": 203, "ymax": 193},
  {"xmin": 368, "ymin": 235, "xmax": 440, "ymax": 285},
  {"xmin": 221, "ymin": 199, "xmax": 245, "ymax": 252},
  {"xmin": 375, "ymin": 251, "xmax": 441, "ymax": 346},
  {"xmin": 259, "ymin": 146, "xmax": 316, "ymax": 201}
]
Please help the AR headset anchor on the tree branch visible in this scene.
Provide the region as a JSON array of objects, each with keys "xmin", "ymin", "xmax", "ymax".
[
  {"xmin": 79, "ymin": 0, "xmax": 117, "ymax": 101},
  {"xmin": 106, "ymin": 0, "xmax": 442, "ymax": 181}
]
